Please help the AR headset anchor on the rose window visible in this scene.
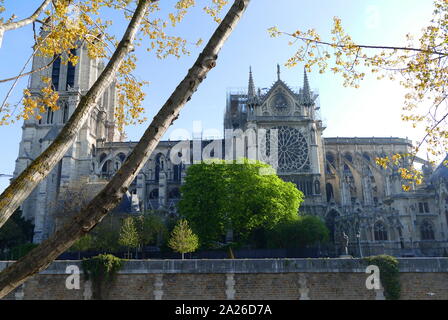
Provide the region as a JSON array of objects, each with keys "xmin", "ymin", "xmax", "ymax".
[{"xmin": 260, "ymin": 126, "xmax": 309, "ymax": 172}]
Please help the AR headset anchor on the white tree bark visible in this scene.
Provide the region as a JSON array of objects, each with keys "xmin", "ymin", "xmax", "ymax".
[
  {"xmin": 0, "ymin": 0, "xmax": 250, "ymax": 298},
  {"xmin": 0, "ymin": 0, "xmax": 52, "ymax": 48},
  {"xmin": 0, "ymin": 0, "xmax": 152, "ymax": 229}
]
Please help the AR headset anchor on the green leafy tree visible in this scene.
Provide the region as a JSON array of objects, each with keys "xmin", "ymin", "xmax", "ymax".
[
  {"xmin": 168, "ymin": 219, "xmax": 199, "ymax": 259},
  {"xmin": 90, "ymin": 215, "xmax": 122, "ymax": 253},
  {"xmin": 118, "ymin": 216, "xmax": 139, "ymax": 257},
  {"xmin": 0, "ymin": 209, "xmax": 34, "ymax": 251},
  {"xmin": 70, "ymin": 214, "xmax": 131, "ymax": 255},
  {"xmin": 65, "ymin": 212, "xmax": 170, "ymax": 257},
  {"xmin": 266, "ymin": 215, "xmax": 329, "ymax": 249},
  {"xmin": 9, "ymin": 243, "xmax": 39, "ymax": 261},
  {"xmin": 134, "ymin": 213, "xmax": 168, "ymax": 248},
  {"xmin": 69, "ymin": 234, "xmax": 94, "ymax": 259},
  {"xmin": 178, "ymin": 159, "xmax": 304, "ymax": 248},
  {"xmin": 81, "ymin": 254, "xmax": 123, "ymax": 300},
  {"xmin": 363, "ymin": 255, "xmax": 401, "ymax": 300}
]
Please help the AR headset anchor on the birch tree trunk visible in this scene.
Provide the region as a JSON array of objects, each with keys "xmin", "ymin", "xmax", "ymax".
[
  {"xmin": 0, "ymin": 0, "xmax": 250, "ymax": 298},
  {"xmin": 0, "ymin": 0, "xmax": 52, "ymax": 48},
  {"xmin": 0, "ymin": 0, "xmax": 152, "ymax": 228}
]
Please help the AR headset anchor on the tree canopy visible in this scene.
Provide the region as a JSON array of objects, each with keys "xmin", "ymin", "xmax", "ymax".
[
  {"xmin": 168, "ymin": 219, "xmax": 199, "ymax": 259},
  {"xmin": 178, "ymin": 159, "xmax": 304, "ymax": 248},
  {"xmin": 0, "ymin": 208, "xmax": 34, "ymax": 251},
  {"xmin": 266, "ymin": 215, "xmax": 329, "ymax": 249},
  {"xmin": 118, "ymin": 216, "xmax": 139, "ymax": 252}
]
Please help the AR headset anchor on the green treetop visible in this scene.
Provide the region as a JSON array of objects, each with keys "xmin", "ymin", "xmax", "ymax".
[
  {"xmin": 118, "ymin": 216, "xmax": 139, "ymax": 257},
  {"xmin": 168, "ymin": 219, "xmax": 199, "ymax": 259},
  {"xmin": 178, "ymin": 159, "xmax": 304, "ymax": 248}
]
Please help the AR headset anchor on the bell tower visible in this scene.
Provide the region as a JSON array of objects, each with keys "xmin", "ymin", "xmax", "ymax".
[{"xmin": 13, "ymin": 35, "xmax": 122, "ymax": 242}]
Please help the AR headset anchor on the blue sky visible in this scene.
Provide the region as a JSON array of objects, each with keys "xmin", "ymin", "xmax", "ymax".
[{"xmin": 0, "ymin": 0, "xmax": 436, "ymax": 193}]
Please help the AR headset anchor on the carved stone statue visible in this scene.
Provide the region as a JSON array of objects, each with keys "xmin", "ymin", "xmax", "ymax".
[{"xmin": 342, "ymin": 232, "xmax": 349, "ymax": 256}]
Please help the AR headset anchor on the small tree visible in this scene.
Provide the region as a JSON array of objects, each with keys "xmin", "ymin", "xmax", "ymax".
[
  {"xmin": 168, "ymin": 219, "xmax": 199, "ymax": 259},
  {"xmin": 69, "ymin": 234, "xmax": 94, "ymax": 259},
  {"xmin": 179, "ymin": 159, "xmax": 304, "ymax": 248},
  {"xmin": 118, "ymin": 217, "xmax": 139, "ymax": 258},
  {"xmin": 51, "ymin": 179, "xmax": 106, "ymax": 232},
  {"xmin": 90, "ymin": 215, "xmax": 121, "ymax": 253},
  {"xmin": 0, "ymin": 208, "xmax": 34, "ymax": 251},
  {"xmin": 134, "ymin": 213, "xmax": 168, "ymax": 248}
]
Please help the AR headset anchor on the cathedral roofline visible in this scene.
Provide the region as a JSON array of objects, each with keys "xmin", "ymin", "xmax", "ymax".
[
  {"xmin": 324, "ymin": 137, "xmax": 413, "ymax": 145},
  {"xmin": 100, "ymin": 136, "xmax": 414, "ymax": 151},
  {"xmin": 100, "ymin": 139, "xmax": 223, "ymax": 148}
]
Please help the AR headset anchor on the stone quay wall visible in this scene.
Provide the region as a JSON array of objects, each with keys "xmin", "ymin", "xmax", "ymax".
[{"xmin": 1, "ymin": 258, "xmax": 447, "ymax": 300}]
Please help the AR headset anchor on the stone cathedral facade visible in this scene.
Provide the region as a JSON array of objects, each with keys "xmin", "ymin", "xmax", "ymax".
[{"xmin": 12, "ymin": 43, "xmax": 448, "ymax": 257}]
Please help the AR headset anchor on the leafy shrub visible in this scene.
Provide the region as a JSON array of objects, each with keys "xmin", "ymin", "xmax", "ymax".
[
  {"xmin": 81, "ymin": 254, "xmax": 123, "ymax": 299},
  {"xmin": 9, "ymin": 243, "xmax": 38, "ymax": 260},
  {"xmin": 363, "ymin": 255, "xmax": 400, "ymax": 300}
]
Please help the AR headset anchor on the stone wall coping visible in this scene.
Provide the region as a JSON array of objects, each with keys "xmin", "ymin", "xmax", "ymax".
[{"xmin": 1, "ymin": 258, "xmax": 448, "ymax": 275}]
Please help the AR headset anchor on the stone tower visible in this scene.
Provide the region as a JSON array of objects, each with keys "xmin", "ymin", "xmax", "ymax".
[
  {"xmin": 224, "ymin": 65, "xmax": 326, "ymax": 214},
  {"xmin": 13, "ymin": 39, "xmax": 122, "ymax": 243}
]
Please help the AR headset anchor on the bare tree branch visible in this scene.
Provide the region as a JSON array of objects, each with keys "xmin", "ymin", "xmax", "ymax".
[
  {"xmin": 1, "ymin": 0, "xmax": 52, "ymax": 32},
  {"xmin": 0, "ymin": 55, "xmax": 58, "ymax": 84},
  {"xmin": 283, "ymin": 32, "xmax": 448, "ymax": 57},
  {"xmin": 0, "ymin": 30, "xmax": 52, "ymax": 114}
]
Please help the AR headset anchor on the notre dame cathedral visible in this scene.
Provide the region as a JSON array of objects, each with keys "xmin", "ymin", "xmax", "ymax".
[{"xmin": 12, "ymin": 42, "xmax": 448, "ymax": 257}]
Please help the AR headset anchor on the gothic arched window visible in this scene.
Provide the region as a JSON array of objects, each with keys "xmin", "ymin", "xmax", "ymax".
[
  {"xmin": 344, "ymin": 152, "xmax": 353, "ymax": 163},
  {"xmin": 173, "ymin": 164, "xmax": 182, "ymax": 182},
  {"xmin": 66, "ymin": 49, "xmax": 76, "ymax": 90},
  {"xmin": 344, "ymin": 164, "xmax": 350, "ymax": 174},
  {"xmin": 363, "ymin": 152, "xmax": 371, "ymax": 162},
  {"xmin": 421, "ymin": 220, "xmax": 435, "ymax": 240},
  {"xmin": 101, "ymin": 160, "xmax": 111, "ymax": 174},
  {"xmin": 62, "ymin": 103, "xmax": 69, "ymax": 123},
  {"xmin": 326, "ymin": 152, "xmax": 335, "ymax": 165},
  {"xmin": 374, "ymin": 222, "xmax": 388, "ymax": 241},
  {"xmin": 149, "ymin": 189, "xmax": 159, "ymax": 199},
  {"xmin": 314, "ymin": 180, "xmax": 321, "ymax": 195},
  {"xmin": 326, "ymin": 183, "xmax": 334, "ymax": 202},
  {"xmin": 51, "ymin": 55, "xmax": 61, "ymax": 90},
  {"xmin": 168, "ymin": 188, "xmax": 181, "ymax": 199},
  {"xmin": 117, "ymin": 153, "xmax": 126, "ymax": 162},
  {"xmin": 326, "ymin": 152, "xmax": 335, "ymax": 174},
  {"xmin": 155, "ymin": 153, "xmax": 164, "ymax": 181},
  {"xmin": 46, "ymin": 108, "xmax": 54, "ymax": 124},
  {"xmin": 99, "ymin": 153, "xmax": 107, "ymax": 163},
  {"xmin": 446, "ymin": 211, "xmax": 448, "ymax": 227}
]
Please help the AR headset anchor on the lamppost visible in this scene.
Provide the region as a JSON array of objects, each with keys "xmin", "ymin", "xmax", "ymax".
[{"xmin": 357, "ymin": 231, "xmax": 363, "ymax": 258}]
